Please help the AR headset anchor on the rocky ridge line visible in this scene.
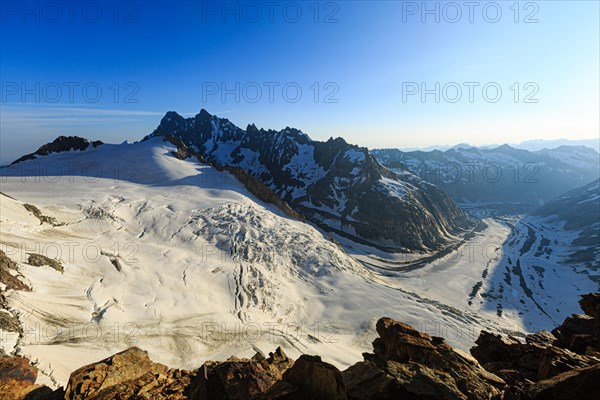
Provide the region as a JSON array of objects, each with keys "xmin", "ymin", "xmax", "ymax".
[{"xmin": 2, "ymin": 293, "xmax": 599, "ymax": 399}]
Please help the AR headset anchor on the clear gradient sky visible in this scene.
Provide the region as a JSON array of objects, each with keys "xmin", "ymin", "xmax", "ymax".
[{"xmin": 1, "ymin": 0, "xmax": 599, "ymax": 163}]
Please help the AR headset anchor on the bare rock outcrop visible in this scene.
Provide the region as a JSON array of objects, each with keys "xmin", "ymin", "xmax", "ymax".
[
  {"xmin": 188, "ymin": 347, "xmax": 293, "ymax": 400},
  {"xmin": 344, "ymin": 318, "xmax": 505, "ymax": 400},
  {"xmin": 0, "ymin": 355, "xmax": 64, "ymax": 400},
  {"xmin": 470, "ymin": 293, "xmax": 600, "ymax": 399},
  {"xmin": 64, "ymin": 347, "xmax": 193, "ymax": 399},
  {"xmin": 3, "ymin": 292, "xmax": 600, "ymax": 399}
]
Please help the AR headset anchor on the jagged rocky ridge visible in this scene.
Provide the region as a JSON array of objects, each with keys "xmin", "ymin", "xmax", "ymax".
[
  {"xmin": 144, "ymin": 109, "xmax": 473, "ymax": 251},
  {"xmin": 4, "ymin": 293, "xmax": 599, "ymax": 399},
  {"xmin": 11, "ymin": 136, "xmax": 103, "ymax": 166},
  {"xmin": 372, "ymin": 145, "xmax": 600, "ymax": 207}
]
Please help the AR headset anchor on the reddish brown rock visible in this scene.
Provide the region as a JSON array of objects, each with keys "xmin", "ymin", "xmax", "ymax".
[
  {"xmin": 64, "ymin": 347, "xmax": 193, "ymax": 399},
  {"xmin": 7, "ymin": 292, "xmax": 600, "ymax": 400},
  {"xmin": 358, "ymin": 318, "xmax": 505, "ymax": 400},
  {"xmin": 0, "ymin": 250, "xmax": 30, "ymax": 292},
  {"xmin": 537, "ymin": 345, "xmax": 597, "ymax": 380},
  {"xmin": 0, "ymin": 354, "xmax": 46, "ymax": 400},
  {"xmin": 528, "ymin": 363, "xmax": 600, "ymax": 400},
  {"xmin": 189, "ymin": 346, "xmax": 293, "ymax": 400},
  {"xmin": 0, "ymin": 359, "xmax": 64, "ymax": 399}
]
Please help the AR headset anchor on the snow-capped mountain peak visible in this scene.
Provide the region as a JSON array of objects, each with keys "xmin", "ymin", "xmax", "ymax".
[{"xmin": 145, "ymin": 109, "xmax": 474, "ymax": 252}]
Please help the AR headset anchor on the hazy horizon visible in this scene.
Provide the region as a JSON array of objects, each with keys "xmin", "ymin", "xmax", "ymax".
[{"xmin": 1, "ymin": 1, "xmax": 599, "ymax": 162}]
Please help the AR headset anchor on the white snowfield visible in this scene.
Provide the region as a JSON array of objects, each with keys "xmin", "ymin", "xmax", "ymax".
[{"xmin": 0, "ymin": 138, "xmax": 594, "ymax": 388}]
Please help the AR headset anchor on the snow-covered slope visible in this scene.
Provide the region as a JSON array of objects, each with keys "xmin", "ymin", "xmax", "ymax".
[
  {"xmin": 533, "ymin": 178, "xmax": 600, "ymax": 267},
  {"xmin": 464, "ymin": 211, "xmax": 599, "ymax": 332},
  {"xmin": 0, "ymin": 138, "xmax": 521, "ymax": 388}
]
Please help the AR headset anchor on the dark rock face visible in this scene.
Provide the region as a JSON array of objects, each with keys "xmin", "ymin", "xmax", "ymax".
[
  {"xmin": 552, "ymin": 314, "xmax": 598, "ymax": 354},
  {"xmin": 11, "ymin": 136, "xmax": 103, "ymax": 165},
  {"xmin": 26, "ymin": 253, "xmax": 64, "ymax": 273},
  {"xmin": 164, "ymin": 133, "xmax": 304, "ymax": 222},
  {"xmin": 551, "ymin": 293, "xmax": 600, "ymax": 355},
  {"xmin": 0, "ymin": 249, "xmax": 30, "ymax": 292},
  {"xmin": 146, "ymin": 109, "xmax": 473, "ymax": 251},
  {"xmin": 22, "ymin": 204, "xmax": 61, "ymax": 227},
  {"xmin": 0, "ymin": 354, "xmax": 64, "ymax": 400},
  {"xmin": 470, "ymin": 331, "xmax": 596, "ymax": 382},
  {"xmin": 580, "ymin": 293, "xmax": 600, "ymax": 319},
  {"xmin": 275, "ymin": 355, "xmax": 347, "ymax": 400},
  {"xmin": 527, "ymin": 363, "xmax": 600, "ymax": 400}
]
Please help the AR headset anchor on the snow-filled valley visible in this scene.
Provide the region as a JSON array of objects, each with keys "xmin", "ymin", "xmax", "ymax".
[{"xmin": 0, "ymin": 138, "xmax": 597, "ymax": 388}]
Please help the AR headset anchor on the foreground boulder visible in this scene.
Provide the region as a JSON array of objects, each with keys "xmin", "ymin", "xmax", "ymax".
[
  {"xmin": 0, "ymin": 355, "xmax": 38, "ymax": 399},
  {"xmin": 549, "ymin": 293, "xmax": 600, "ymax": 359},
  {"xmin": 344, "ymin": 318, "xmax": 505, "ymax": 400},
  {"xmin": 527, "ymin": 363, "xmax": 600, "ymax": 400},
  {"xmin": 64, "ymin": 347, "xmax": 193, "ymax": 399},
  {"xmin": 470, "ymin": 293, "xmax": 600, "ymax": 399},
  {"xmin": 470, "ymin": 330, "xmax": 596, "ymax": 382},
  {"xmin": 265, "ymin": 354, "xmax": 347, "ymax": 399},
  {"xmin": 189, "ymin": 347, "xmax": 293, "ymax": 400},
  {"xmin": 579, "ymin": 293, "xmax": 600, "ymax": 320},
  {"xmin": 50, "ymin": 320, "xmax": 508, "ymax": 400},
  {"xmin": 0, "ymin": 355, "xmax": 64, "ymax": 400},
  {"xmin": 552, "ymin": 313, "xmax": 600, "ymax": 355}
]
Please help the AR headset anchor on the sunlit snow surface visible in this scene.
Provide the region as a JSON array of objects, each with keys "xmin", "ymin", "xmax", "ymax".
[{"xmin": 0, "ymin": 139, "xmax": 596, "ymax": 387}]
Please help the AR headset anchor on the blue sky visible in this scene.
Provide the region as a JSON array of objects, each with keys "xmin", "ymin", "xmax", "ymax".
[{"xmin": 1, "ymin": 0, "xmax": 599, "ymax": 163}]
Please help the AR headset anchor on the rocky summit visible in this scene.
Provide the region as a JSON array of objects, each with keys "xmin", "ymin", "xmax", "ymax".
[
  {"xmin": 3, "ymin": 293, "xmax": 599, "ymax": 400},
  {"xmin": 10, "ymin": 136, "xmax": 103, "ymax": 166},
  {"xmin": 145, "ymin": 109, "xmax": 473, "ymax": 252}
]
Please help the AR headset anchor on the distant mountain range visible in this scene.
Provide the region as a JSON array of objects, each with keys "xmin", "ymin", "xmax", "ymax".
[
  {"xmin": 372, "ymin": 145, "xmax": 599, "ymax": 207},
  {"xmin": 397, "ymin": 138, "xmax": 599, "ymax": 153},
  {"xmin": 8, "ymin": 109, "xmax": 597, "ymax": 251},
  {"xmin": 514, "ymin": 138, "xmax": 599, "ymax": 152}
]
